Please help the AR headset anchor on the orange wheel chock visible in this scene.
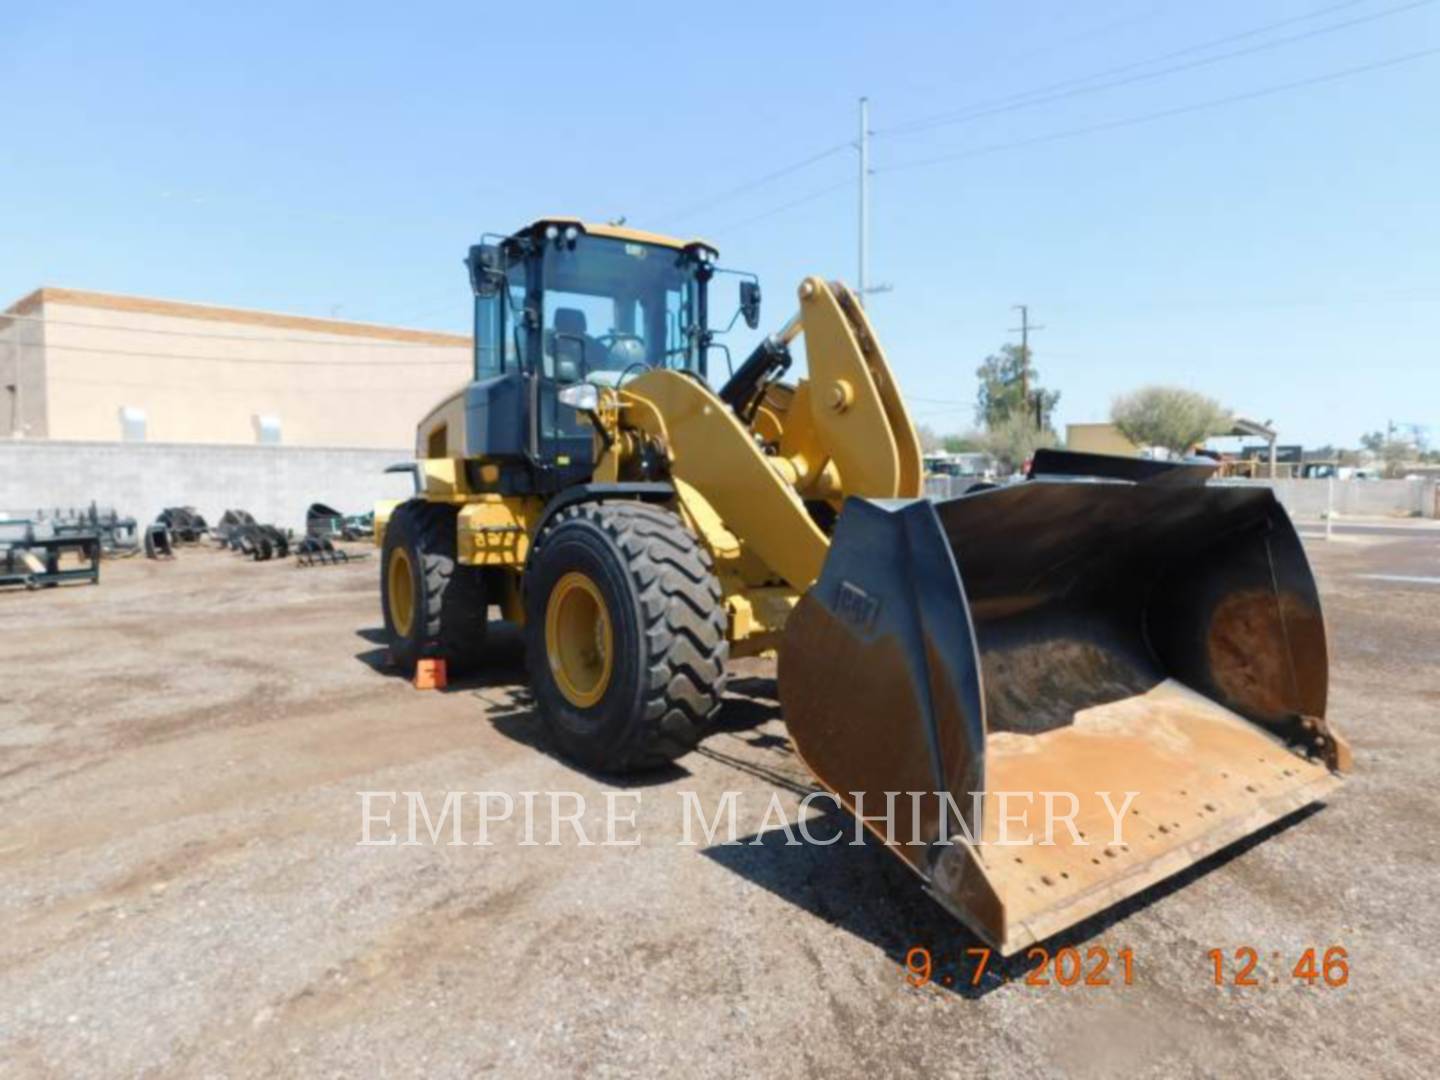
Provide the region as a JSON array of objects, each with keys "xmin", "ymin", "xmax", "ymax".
[{"xmin": 414, "ymin": 658, "xmax": 447, "ymax": 691}]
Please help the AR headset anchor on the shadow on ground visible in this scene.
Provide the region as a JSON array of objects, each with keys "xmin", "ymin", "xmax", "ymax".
[
  {"xmin": 353, "ymin": 623, "xmax": 525, "ymax": 690},
  {"xmin": 353, "ymin": 628, "xmax": 781, "ymax": 787},
  {"xmin": 351, "ymin": 633, "xmax": 1329, "ymax": 997},
  {"xmin": 701, "ymin": 804, "xmax": 1323, "ymax": 999}
]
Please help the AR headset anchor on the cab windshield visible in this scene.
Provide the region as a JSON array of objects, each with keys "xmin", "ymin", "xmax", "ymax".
[{"xmin": 539, "ymin": 234, "xmax": 706, "ymax": 385}]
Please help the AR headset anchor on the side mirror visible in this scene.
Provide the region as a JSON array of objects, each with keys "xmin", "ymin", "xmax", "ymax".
[
  {"xmin": 740, "ymin": 280, "xmax": 761, "ymax": 330},
  {"xmin": 466, "ymin": 243, "xmax": 503, "ymax": 298}
]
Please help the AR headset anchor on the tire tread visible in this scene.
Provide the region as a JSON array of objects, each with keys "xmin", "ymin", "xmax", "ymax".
[
  {"xmin": 529, "ymin": 500, "xmax": 728, "ymax": 771},
  {"xmin": 384, "ymin": 500, "xmax": 487, "ymax": 670}
]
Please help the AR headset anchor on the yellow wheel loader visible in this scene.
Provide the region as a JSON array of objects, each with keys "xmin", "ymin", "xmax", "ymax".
[{"xmin": 378, "ymin": 218, "xmax": 1349, "ymax": 953}]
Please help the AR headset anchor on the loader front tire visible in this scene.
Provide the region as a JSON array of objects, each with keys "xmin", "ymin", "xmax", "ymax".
[
  {"xmin": 381, "ymin": 500, "xmax": 488, "ymax": 674},
  {"xmin": 525, "ymin": 501, "xmax": 728, "ymax": 774}
]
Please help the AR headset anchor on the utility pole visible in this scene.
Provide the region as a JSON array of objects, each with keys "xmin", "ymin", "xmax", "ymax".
[
  {"xmin": 858, "ymin": 96, "xmax": 869, "ymax": 304},
  {"xmin": 1009, "ymin": 304, "xmax": 1044, "ymax": 419},
  {"xmin": 852, "ymin": 97, "xmax": 893, "ymax": 303}
]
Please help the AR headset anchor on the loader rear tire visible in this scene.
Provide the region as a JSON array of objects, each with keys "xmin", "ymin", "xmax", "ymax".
[
  {"xmin": 381, "ymin": 500, "xmax": 488, "ymax": 674},
  {"xmin": 525, "ymin": 500, "xmax": 728, "ymax": 774}
]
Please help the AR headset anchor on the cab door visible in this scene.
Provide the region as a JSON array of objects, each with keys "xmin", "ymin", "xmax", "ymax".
[{"xmin": 532, "ymin": 292, "xmax": 604, "ymax": 486}]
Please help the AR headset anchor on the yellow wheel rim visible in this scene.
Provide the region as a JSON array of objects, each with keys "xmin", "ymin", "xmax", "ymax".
[
  {"xmin": 388, "ymin": 547, "xmax": 416, "ymax": 638},
  {"xmin": 545, "ymin": 571, "xmax": 614, "ymax": 708}
]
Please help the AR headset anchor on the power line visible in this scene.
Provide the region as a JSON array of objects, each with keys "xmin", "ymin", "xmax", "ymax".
[
  {"xmin": 909, "ymin": 405, "xmax": 979, "ymax": 420},
  {"xmin": 700, "ymin": 12, "xmax": 1435, "ymax": 267},
  {"xmin": 877, "ymin": 45, "xmax": 1440, "ymax": 175},
  {"xmin": 652, "ymin": 141, "xmax": 852, "ymax": 226},
  {"xmin": 707, "ymin": 178, "xmax": 856, "ymax": 236},
  {"xmin": 682, "ymin": 2, "xmax": 1405, "ymax": 239},
  {"xmin": 1001, "ymin": 2, "xmax": 1177, "ymax": 65},
  {"xmin": 661, "ymin": 5, "xmax": 1311, "ymax": 231},
  {"xmin": 876, "ymin": 0, "xmax": 1433, "ymax": 139},
  {"xmin": 394, "ymin": 298, "xmax": 469, "ymax": 328},
  {"xmin": 1057, "ymin": 288, "xmax": 1440, "ymax": 313},
  {"xmin": 908, "ymin": 395, "xmax": 973, "ymax": 406},
  {"xmin": 877, "ymin": 0, "xmax": 1370, "ymax": 137}
]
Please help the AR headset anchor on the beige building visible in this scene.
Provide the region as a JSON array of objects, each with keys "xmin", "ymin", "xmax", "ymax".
[
  {"xmin": 0, "ymin": 287, "xmax": 471, "ymax": 448},
  {"xmin": 1065, "ymin": 422, "xmax": 1142, "ymax": 456}
]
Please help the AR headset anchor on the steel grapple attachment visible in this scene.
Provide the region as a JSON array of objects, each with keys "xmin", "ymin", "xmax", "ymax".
[{"xmin": 779, "ymin": 475, "xmax": 1348, "ymax": 954}]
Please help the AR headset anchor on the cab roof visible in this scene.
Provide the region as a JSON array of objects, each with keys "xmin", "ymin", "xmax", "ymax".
[{"xmin": 523, "ymin": 217, "xmax": 717, "ymax": 256}]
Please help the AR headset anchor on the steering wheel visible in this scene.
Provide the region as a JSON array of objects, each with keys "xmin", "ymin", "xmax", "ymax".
[
  {"xmin": 595, "ymin": 332, "xmax": 650, "ymax": 380},
  {"xmin": 595, "ymin": 332, "xmax": 646, "ymax": 356}
]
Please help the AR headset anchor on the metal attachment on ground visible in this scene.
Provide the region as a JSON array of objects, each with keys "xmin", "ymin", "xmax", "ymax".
[
  {"xmin": 294, "ymin": 534, "xmax": 366, "ymax": 567},
  {"xmin": 47, "ymin": 502, "xmax": 140, "ymax": 557},
  {"xmin": 213, "ymin": 509, "xmax": 257, "ymax": 551},
  {"xmin": 306, "ymin": 502, "xmax": 373, "ymax": 542},
  {"xmin": 214, "ymin": 510, "xmax": 290, "ymax": 561},
  {"xmin": 155, "ymin": 506, "xmax": 209, "ymax": 544},
  {"xmin": 0, "ymin": 515, "xmax": 101, "ymax": 589},
  {"xmin": 143, "ymin": 523, "xmax": 174, "ymax": 559},
  {"xmin": 242, "ymin": 523, "xmax": 290, "ymax": 561}
]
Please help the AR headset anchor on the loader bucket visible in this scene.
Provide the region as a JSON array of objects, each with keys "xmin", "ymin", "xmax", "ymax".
[{"xmin": 779, "ymin": 472, "xmax": 1349, "ymax": 955}]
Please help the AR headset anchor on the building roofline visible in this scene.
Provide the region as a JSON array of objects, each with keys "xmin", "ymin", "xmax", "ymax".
[
  {"xmin": 2, "ymin": 287, "xmax": 471, "ymax": 346},
  {"xmin": 1227, "ymin": 416, "xmax": 1277, "ymax": 441}
]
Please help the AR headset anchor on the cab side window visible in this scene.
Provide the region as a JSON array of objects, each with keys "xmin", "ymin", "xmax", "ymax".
[
  {"xmin": 474, "ymin": 292, "xmax": 502, "ymax": 379},
  {"xmin": 474, "ymin": 260, "xmax": 527, "ymax": 379}
]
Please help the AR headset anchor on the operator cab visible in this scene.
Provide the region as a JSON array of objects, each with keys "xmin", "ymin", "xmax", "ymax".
[{"xmin": 463, "ymin": 218, "xmax": 758, "ymax": 493}]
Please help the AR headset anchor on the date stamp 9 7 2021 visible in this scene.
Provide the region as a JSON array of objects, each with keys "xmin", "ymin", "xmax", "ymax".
[
  {"xmin": 903, "ymin": 945, "xmax": 1350, "ymax": 990},
  {"xmin": 904, "ymin": 945, "xmax": 1135, "ymax": 989}
]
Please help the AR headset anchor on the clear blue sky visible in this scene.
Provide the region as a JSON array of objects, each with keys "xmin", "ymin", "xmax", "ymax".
[{"xmin": 4, "ymin": 0, "xmax": 1437, "ymax": 447}]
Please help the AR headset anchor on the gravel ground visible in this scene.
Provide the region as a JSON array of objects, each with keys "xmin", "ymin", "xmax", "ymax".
[{"xmin": 0, "ymin": 530, "xmax": 1436, "ymax": 1078}]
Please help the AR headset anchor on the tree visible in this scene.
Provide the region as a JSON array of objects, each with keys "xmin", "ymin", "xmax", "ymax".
[
  {"xmin": 1360, "ymin": 429, "xmax": 1420, "ymax": 476},
  {"xmin": 1110, "ymin": 386, "xmax": 1231, "ymax": 456},
  {"xmin": 1377, "ymin": 440, "xmax": 1414, "ymax": 478},
  {"xmin": 975, "ymin": 344, "xmax": 1060, "ymax": 431},
  {"xmin": 942, "ymin": 432, "xmax": 983, "ymax": 453},
  {"xmin": 983, "ymin": 412, "xmax": 1058, "ymax": 474},
  {"xmin": 914, "ymin": 423, "xmax": 942, "ymax": 454}
]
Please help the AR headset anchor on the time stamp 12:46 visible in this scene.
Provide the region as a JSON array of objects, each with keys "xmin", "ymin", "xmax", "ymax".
[{"xmin": 903, "ymin": 945, "xmax": 1350, "ymax": 989}]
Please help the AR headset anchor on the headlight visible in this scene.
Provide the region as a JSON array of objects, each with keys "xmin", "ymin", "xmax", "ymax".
[
  {"xmin": 558, "ymin": 383, "xmax": 600, "ymax": 413},
  {"xmin": 563, "ymin": 225, "xmax": 580, "ymax": 243}
]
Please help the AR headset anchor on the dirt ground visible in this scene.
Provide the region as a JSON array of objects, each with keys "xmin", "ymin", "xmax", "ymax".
[{"xmin": 1, "ymin": 526, "xmax": 1437, "ymax": 1078}]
